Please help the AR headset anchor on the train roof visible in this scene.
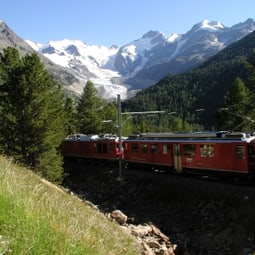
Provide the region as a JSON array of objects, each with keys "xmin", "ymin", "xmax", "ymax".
[
  {"xmin": 64, "ymin": 133, "xmax": 120, "ymax": 141},
  {"xmin": 127, "ymin": 131, "xmax": 255, "ymax": 142}
]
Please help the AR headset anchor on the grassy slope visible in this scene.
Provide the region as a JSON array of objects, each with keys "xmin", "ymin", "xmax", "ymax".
[{"xmin": 0, "ymin": 156, "xmax": 140, "ymax": 255}]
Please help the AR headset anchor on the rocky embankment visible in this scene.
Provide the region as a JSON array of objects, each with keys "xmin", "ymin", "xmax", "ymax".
[
  {"xmin": 63, "ymin": 162, "xmax": 255, "ymax": 255},
  {"xmin": 110, "ymin": 209, "xmax": 178, "ymax": 255}
]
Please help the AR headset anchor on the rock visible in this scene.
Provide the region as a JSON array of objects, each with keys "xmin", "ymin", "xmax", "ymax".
[
  {"xmin": 142, "ymin": 242, "xmax": 155, "ymax": 255},
  {"xmin": 110, "ymin": 209, "xmax": 128, "ymax": 225},
  {"xmin": 151, "ymin": 224, "xmax": 170, "ymax": 243},
  {"xmin": 130, "ymin": 224, "xmax": 153, "ymax": 237},
  {"xmin": 146, "ymin": 239, "xmax": 161, "ymax": 249}
]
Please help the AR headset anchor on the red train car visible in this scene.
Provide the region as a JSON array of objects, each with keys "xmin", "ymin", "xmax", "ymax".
[
  {"xmin": 123, "ymin": 132, "xmax": 255, "ymax": 176},
  {"xmin": 60, "ymin": 134, "xmax": 121, "ymax": 164}
]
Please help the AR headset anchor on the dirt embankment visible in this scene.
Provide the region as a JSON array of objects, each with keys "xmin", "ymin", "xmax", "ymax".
[{"xmin": 63, "ymin": 162, "xmax": 255, "ymax": 255}]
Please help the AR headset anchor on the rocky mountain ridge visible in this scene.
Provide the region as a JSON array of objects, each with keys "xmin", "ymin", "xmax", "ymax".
[{"xmin": 1, "ymin": 18, "xmax": 255, "ymax": 100}]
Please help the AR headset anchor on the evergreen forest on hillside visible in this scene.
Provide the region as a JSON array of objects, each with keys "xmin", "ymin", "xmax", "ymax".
[
  {"xmin": 0, "ymin": 48, "xmax": 118, "ymax": 182},
  {"xmin": 0, "ymin": 30, "xmax": 255, "ymax": 182}
]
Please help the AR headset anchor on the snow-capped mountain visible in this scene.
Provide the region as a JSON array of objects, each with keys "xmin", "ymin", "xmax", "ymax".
[
  {"xmin": 26, "ymin": 39, "xmax": 126, "ymax": 99},
  {"xmin": 15, "ymin": 19, "xmax": 255, "ymax": 99},
  {"xmin": 125, "ymin": 18, "xmax": 255, "ymax": 89}
]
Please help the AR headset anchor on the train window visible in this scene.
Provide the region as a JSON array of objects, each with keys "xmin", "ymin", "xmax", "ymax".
[
  {"xmin": 141, "ymin": 144, "xmax": 148, "ymax": 153},
  {"xmin": 108, "ymin": 143, "xmax": 114, "ymax": 151},
  {"xmin": 97, "ymin": 143, "xmax": 102, "ymax": 153},
  {"xmin": 183, "ymin": 144, "xmax": 195, "ymax": 157},
  {"xmin": 103, "ymin": 143, "xmax": 107, "ymax": 153},
  {"xmin": 97, "ymin": 143, "xmax": 107, "ymax": 153},
  {"xmin": 151, "ymin": 144, "xmax": 158, "ymax": 153},
  {"xmin": 235, "ymin": 146, "xmax": 245, "ymax": 159},
  {"xmin": 131, "ymin": 143, "xmax": 139, "ymax": 153},
  {"xmin": 200, "ymin": 144, "xmax": 214, "ymax": 158},
  {"xmin": 163, "ymin": 144, "xmax": 168, "ymax": 155}
]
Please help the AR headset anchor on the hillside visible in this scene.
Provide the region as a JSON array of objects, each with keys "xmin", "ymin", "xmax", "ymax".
[
  {"xmin": 0, "ymin": 156, "xmax": 140, "ymax": 255},
  {"xmin": 0, "ymin": 20, "xmax": 85, "ymax": 99},
  {"xmin": 122, "ymin": 30, "xmax": 255, "ymax": 129}
]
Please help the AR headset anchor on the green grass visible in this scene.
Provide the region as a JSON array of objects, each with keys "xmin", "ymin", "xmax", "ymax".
[{"xmin": 0, "ymin": 156, "xmax": 141, "ymax": 255}]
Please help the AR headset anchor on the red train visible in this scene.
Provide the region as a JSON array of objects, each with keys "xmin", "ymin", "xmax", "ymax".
[
  {"xmin": 61, "ymin": 131, "xmax": 255, "ymax": 177},
  {"xmin": 123, "ymin": 132, "xmax": 255, "ymax": 176},
  {"xmin": 60, "ymin": 134, "xmax": 122, "ymax": 165}
]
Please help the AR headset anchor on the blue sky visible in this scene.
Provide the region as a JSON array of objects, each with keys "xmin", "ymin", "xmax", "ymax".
[{"xmin": 1, "ymin": 0, "xmax": 255, "ymax": 47}]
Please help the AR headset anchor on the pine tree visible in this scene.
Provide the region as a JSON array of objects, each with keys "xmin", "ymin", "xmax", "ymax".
[
  {"xmin": 76, "ymin": 80, "xmax": 104, "ymax": 133},
  {"xmin": 0, "ymin": 47, "xmax": 22, "ymax": 155},
  {"xmin": 245, "ymin": 51, "xmax": 255, "ymax": 121},
  {"xmin": 100, "ymin": 101, "xmax": 118, "ymax": 134},
  {"xmin": 217, "ymin": 77, "xmax": 251, "ymax": 131},
  {"xmin": 0, "ymin": 47, "xmax": 67, "ymax": 182},
  {"xmin": 64, "ymin": 97, "xmax": 77, "ymax": 134}
]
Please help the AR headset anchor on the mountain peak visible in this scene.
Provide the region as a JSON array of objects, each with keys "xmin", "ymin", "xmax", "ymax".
[
  {"xmin": 193, "ymin": 20, "xmax": 225, "ymax": 32},
  {"xmin": 140, "ymin": 30, "xmax": 166, "ymax": 45},
  {"xmin": 142, "ymin": 30, "xmax": 162, "ymax": 39},
  {"xmin": 167, "ymin": 33, "xmax": 181, "ymax": 42}
]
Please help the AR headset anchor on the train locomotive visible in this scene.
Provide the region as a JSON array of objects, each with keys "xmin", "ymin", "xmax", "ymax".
[
  {"xmin": 60, "ymin": 131, "xmax": 255, "ymax": 177},
  {"xmin": 60, "ymin": 133, "xmax": 121, "ymax": 165}
]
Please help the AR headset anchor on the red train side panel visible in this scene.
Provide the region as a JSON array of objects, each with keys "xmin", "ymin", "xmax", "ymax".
[
  {"xmin": 179, "ymin": 141, "xmax": 250, "ymax": 174},
  {"xmin": 123, "ymin": 132, "xmax": 255, "ymax": 175},
  {"xmin": 123, "ymin": 140, "xmax": 174, "ymax": 168},
  {"xmin": 60, "ymin": 134, "xmax": 120, "ymax": 162}
]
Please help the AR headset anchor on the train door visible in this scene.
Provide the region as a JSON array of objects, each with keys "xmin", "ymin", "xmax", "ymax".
[{"xmin": 173, "ymin": 144, "xmax": 182, "ymax": 173}]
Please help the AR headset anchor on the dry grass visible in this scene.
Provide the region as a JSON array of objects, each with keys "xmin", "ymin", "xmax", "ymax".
[{"xmin": 0, "ymin": 156, "xmax": 141, "ymax": 255}]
